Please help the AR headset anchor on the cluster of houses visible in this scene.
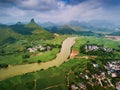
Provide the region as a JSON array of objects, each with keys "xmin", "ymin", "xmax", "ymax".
[
  {"xmin": 70, "ymin": 70, "xmax": 114, "ymax": 90},
  {"xmin": 116, "ymin": 81, "xmax": 120, "ymax": 90},
  {"xmin": 84, "ymin": 44, "xmax": 113, "ymax": 53},
  {"xmin": 105, "ymin": 61, "xmax": 120, "ymax": 78},
  {"xmin": 71, "ymin": 82, "xmax": 87, "ymax": 90},
  {"xmin": 91, "ymin": 73, "xmax": 114, "ymax": 87},
  {"xmin": 27, "ymin": 45, "xmax": 51, "ymax": 52},
  {"xmin": 70, "ymin": 62, "xmax": 118, "ymax": 90}
]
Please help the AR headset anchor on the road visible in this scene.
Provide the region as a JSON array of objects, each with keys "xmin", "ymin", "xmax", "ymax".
[{"xmin": 0, "ymin": 37, "xmax": 77, "ymax": 81}]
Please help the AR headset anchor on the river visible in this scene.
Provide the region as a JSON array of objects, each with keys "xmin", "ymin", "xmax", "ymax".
[{"xmin": 0, "ymin": 37, "xmax": 77, "ymax": 81}]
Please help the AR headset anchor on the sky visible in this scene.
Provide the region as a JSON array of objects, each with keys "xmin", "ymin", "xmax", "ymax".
[{"xmin": 0, "ymin": 0, "xmax": 120, "ymax": 24}]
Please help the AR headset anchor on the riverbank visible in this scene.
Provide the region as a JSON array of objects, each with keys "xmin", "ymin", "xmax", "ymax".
[{"xmin": 0, "ymin": 37, "xmax": 77, "ymax": 81}]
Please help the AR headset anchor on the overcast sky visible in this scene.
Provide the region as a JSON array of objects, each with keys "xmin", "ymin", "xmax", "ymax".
[{"xmin": 0, "ymin": 0, "xmax": 120, "ymax": 24}]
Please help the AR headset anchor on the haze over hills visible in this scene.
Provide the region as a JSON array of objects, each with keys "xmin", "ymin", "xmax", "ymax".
[
  {"xmin": 40, "ymin": 20, "xmax": 120, "ymax": 35},
  {"xmin": 109, "ymin": 31, "xmax": 120, "ymax": 36}
]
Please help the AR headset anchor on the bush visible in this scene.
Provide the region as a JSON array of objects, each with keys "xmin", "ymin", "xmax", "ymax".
[
  {"xmin": 23, "ymin": 59, "xmax": 28, "ymax": 63},
  {"xmin": 37, "ymin": 60, "xmax": 42, "ymax": 63},
  {"xmin": 0, "ymin": 64, "xmax": 8, "ymax": 68},
  {"xmin": 22, "ymin": 54, "xmax": 30, "ymax": 59},
  {"xmin": 40, "ymin": 69, "xmax": 44, "ymax": 71}
]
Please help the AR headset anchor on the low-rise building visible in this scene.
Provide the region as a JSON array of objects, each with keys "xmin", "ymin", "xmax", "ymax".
[
  {"xmin": 116, "ymin": 81, "xmax": 120, "ymax": 90},
  {"xmin": 27, "ymin": 45, "xmax": 51, "ymax": 52}
]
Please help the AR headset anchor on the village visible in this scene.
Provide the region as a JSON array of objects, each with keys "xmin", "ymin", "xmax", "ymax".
[
  {"xmin": 27, "ymin": 45, "xmax": 52, "ymax": 52},
  {"xmin": 70, "ymin": 60, "xmax": 120, "ymax": 90},
  {"xmin": 80, "ymin": 44, "xmax": 116, "ymax": 55},
  {"xmin": 70, "ymin": 43, "xmax": 120, "ymax": 90},
  {"xmin": 83, "ymin": 44, "xmax": 114, "ymax": 53}
]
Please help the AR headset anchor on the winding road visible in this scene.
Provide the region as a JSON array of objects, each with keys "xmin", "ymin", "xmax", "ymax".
[{"xmin": 0, "ymin": 37, "xmax": 77, "ymax": 81}]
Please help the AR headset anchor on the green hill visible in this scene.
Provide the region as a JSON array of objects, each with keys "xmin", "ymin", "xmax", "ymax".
[
  {"xmin": 0, "ymin": 25, "xmax": 22, "ymax": 45},
  {"xmin": 25, "ymin": 18, "xmax": 40, "ymax": 28},
  {"xmin": 46, "ymin": 25, "xmax": 103, "ymax": 37},
  {"xmin": 109, "ymin": 31, "xmax": 120, "ymax": 36},
  {"xmin": 57, "ymin": 25, "xmax": 76, "ymax": 34},
  {"xmin": 24, "ymin": 18, "xmax": 54, "ymax": 40},
  {"xmin": 0, "ymin": 19, "xmax": 53, "ymax": 45}
]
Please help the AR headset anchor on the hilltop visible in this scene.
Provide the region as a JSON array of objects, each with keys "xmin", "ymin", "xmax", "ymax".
[{"xmin": 0, "ymin": 19, "xmax": 53, "ymax": 44}]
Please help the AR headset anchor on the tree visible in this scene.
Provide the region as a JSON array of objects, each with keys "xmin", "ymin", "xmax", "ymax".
[
  {"xmin": 22, "ymin": 54, "xmax": 30, "ymax": 59},
  {"xmin": 87, "ymin": 41, "xmax": 90, "ymax": 44},
  {"xmin": 37, "ymin": 60, "xmax": 42, "ymax": 63},
  {"xmin": 0, "ymin": 64, "xmax": 8, "ymax": 68}
]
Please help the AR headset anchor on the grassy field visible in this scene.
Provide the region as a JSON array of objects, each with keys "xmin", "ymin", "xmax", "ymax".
[
  {"xmin": 0, "ymin": 58, "xmax": 89, "ymax": 90},
  {"xmin": 0, "ymin": 53, "xmax": 23, "ymax": 65},
  {"xmin": 72, "ymin": 36, "xmax": 120, "ymax": 60},
  {"xmin": 0, "ymin": 35, "xmax": 67, "ymax": 65},
  {"xmin": 44, "ymin": 35, "xmax": 68, "ymax": 45},
  {"xmin": 28, "ymin": 48, "xmax": 59, "ymax": 63},
  {"xmin": 73, "ymin": 36, "xmax": 120, "ymax": 50}
]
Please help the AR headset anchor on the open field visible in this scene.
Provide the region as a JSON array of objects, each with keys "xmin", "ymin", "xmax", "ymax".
[
  {"xmin": 105, "ymin": 35, "xmax": 120, "ymax": 41},
  {"xmin": 28, "ymin": 48, "xmax": 59, "ymax": 63},
  {"xmin": 73, "ymin": 36, "xmax": 120, "ymax": 50},
  {"xmin": 72, "ymin": 36, "xmax": 120, "ymax": 61}
]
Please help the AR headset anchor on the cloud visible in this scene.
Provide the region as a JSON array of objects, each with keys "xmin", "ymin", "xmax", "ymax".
[
  {"xmin": 0, "ymin": 0, "xmax": 63, "ymax": 11},
  {"xmin": 35, "ymin": 0, "xmax": 104, "ymax": 22},
  {"xmin": 16, "ymin": 0, "xmax": 60, "ymax": 11},
  {"xmin": 0, "ymin": 0, "xmax": 120, "ymax": 24},
  {"xmin": 0, "ymin": 0, "xmax": 16, "ymax": 4},
  {"xmin": 61, "ymin": 0, "xmax": 87, "ymax": 5}
]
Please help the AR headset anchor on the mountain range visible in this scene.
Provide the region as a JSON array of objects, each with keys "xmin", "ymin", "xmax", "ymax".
[
  {"xmin": 40, "ymin": 20, "xmax": 120, "ymax": 34},
  {"xmin": 1, "ymin": 19, "xmax": 120, "ymax": 45}
]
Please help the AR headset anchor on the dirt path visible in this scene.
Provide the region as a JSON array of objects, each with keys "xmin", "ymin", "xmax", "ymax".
[
  {"xmin": 34, "ymin": 79, "xmax": 36, "ymax": 90},
  {"xmin": 42, "ymin": 84, "xmax": 65, "ymax": 90},
  {"xmin": 70, "ymin": 50, "xmax": 79, "ymax": 59},
  {"xmin": 0, "ymin": 37, "xmax": 77, "ymax": 81},
  {"xmin": 75, "ymin": 56, "xmax": 97, "ymax": 59}
]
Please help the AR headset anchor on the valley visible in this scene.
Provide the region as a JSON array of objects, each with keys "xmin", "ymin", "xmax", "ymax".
[{"xmin": 0, "ymin": 19, "xmax": 120, "ymax": 90}]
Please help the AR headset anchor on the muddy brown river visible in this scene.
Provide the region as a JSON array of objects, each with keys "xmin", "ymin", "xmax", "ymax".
[{"xmin": 0, "ymin": 37, "xmax": 77, "ymax": 81}]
